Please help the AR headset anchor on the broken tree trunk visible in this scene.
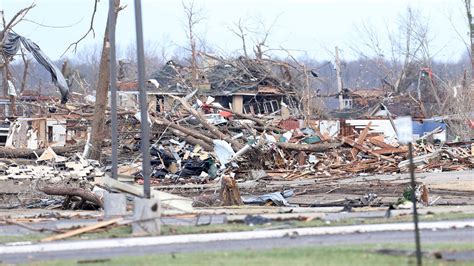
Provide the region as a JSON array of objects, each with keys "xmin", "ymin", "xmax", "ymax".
[
  {"xmin": 220, "ymin": 175, "xmax": 243, "ymax": 206},
  {"xmin": 171, "ymin": 95, "xmax": 244, "ymax": 150},
  {"xmin": 171, "ymin": 129, "xmax": 214, "ymax": 152},
  {"xmin": 87, "ymin": 0, "xmax": 120, "ymax": 160},
  {"xmin": 152, "ymin": 117, "xmax": 214, "ymax": 145},
  {"xmin": 275, "ymin": 142, "xmax": 341, "ymax": 152},
  {"xmin": 0, "ymin": 141, "xmax": 85, "ymax": 158},
  {"xmin": 38, "ymin": 184, "xmax": 104, "ymax": 208}
]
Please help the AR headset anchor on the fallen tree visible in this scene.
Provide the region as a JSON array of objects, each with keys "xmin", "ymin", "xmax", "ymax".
[
  {"xmin": 38, "ymin": 183, "xmax": 103, "ymax": 209},
  {"xmin": 0, "ymin": 141, "xmax": 85, "ymax": 159}
]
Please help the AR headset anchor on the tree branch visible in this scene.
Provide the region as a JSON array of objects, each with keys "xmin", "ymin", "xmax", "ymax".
[{"xmin": 61, "ymin": 0, "xmax": 99, "ymax": 56}]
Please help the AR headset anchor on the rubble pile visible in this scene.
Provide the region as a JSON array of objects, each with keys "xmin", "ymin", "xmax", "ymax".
[
  {"xmin": 0, "ymin": 53, "xmax": 472, "ymax": 211},
  {"xmin": 0, "ymin": 89, "xmax": 472, "ymax": 211},
  {"xmin": 113, "ymin": 99, "xmax": 473, "ymax": 186}
]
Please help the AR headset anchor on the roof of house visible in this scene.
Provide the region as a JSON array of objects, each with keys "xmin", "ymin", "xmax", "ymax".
[{"xmin": 149, "ymin": 58, "xmax": 298, "ymax": 97}]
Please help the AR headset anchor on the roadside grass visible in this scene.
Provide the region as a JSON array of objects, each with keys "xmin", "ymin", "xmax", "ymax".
[
  {"xmin": 21, "ymin": 243, "xmax": 474, "ymax": 266},
  {"xmin": 1, "ymin": 211, "xmax": 473, "ymax": 244}
]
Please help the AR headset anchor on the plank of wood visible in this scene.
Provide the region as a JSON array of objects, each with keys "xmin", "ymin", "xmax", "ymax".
[
  {"xmin": 342, "ymin": 137, "xmax": 396, "ymax": 163},
  {"xmin": 350, "ymin": 122, "xmax": 372, "ymax": 160},
  {"xmin": 276, "ymin": 142, "xmax": 341, "ymax": 152},
  {"xmin": 101, "ymin": 175, "xmax": 193, "ymax": 212},
  {"xmin": 367, "ymin": 137, "xmax": 395, "ymax": 149},
  {"xmin": 40, "ymin": 218, "xmax": 122, "ymax": 242},
  {"xmin": 372, "ymin": 147, "xmax": 408, "ymax": 155}
]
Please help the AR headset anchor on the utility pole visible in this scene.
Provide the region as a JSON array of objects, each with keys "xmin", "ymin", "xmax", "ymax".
[
  {"xmin": 335, "ymin": 46, "xmax": 344, "ymax": 110},
  {"xmin": 134, "ymin": 0, "xmax": 151, "ymax": 198}
]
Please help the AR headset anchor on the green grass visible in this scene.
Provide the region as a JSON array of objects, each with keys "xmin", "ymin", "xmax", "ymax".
[
  {"xmin": 0, "ymin": 233, "xmax": 47, "ymax": 244},
  {"xmin": 20, "ymin": 243, "xmax": 474, "ymax": 266}
]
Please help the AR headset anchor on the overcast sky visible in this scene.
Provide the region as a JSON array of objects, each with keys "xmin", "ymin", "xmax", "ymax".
[{"xmin": 0, "ymin": 0, "xmax": 469, "ymax": 62}]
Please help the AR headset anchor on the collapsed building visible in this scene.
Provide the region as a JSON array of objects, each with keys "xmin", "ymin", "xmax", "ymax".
[{"xmin": 0, "ymin": 40, "xmax": 472, "ymax": 215}]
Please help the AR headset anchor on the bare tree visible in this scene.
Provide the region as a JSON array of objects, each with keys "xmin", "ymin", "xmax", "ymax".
[
  {"xmin": 228, "ymin": 15, "xmax": 281, "ymax": 60},
  {"xmin": 228, "ymin": 18, "xmax": 249, "ymax": 58},
  {"xmin": 86, "ymin": 0, "xmax": 122, "ymax": 160},
  {"xmin": 182, "ymin": 0, "xmax": 205, "ymax": 87}
]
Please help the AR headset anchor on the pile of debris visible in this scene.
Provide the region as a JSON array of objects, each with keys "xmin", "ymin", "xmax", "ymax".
[
  {"xmin": 111, "ymin": 93, "xmax": 473, "ymax": 188},
  {"xmin": 0, "ymin": 88, "xmax": 472, "ymax": 212},
  {"xmin": 0, "ymin": 147, "xmax": 105, "ymax": 210}
]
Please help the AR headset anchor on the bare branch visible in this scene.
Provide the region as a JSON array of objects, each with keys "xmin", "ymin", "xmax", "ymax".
[
  {"xmin": 3, "ymin": 3, "xmax": 36, "ymax": 32},
  {"xmin": 0, "ymin": 2, "xmax": 36, "ymax": 46},
  {"xmin": 21, "ymin": 18, "xmax": 83, "ymax": 29},
  {"xmin": 228, "ymin": 18, "xmax": 249, "ymax": 57},
  {"xmin": 61, "ymin": 0, "xmax": 99, "ymax": 57}
]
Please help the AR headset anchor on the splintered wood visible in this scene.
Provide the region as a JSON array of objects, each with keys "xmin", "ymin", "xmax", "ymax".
[{"xmin": 220, "ymin": 175, "xmax": 243, "ymax": 206}]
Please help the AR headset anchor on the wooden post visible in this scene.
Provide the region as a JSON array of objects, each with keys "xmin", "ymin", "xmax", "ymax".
[
  {"xmin": 335, "ymin": 46, "xmax": 344, "ymax": 110},
  {"xmin": 232, "ymin": 95, "xmax": 243, "ymax": 113}
]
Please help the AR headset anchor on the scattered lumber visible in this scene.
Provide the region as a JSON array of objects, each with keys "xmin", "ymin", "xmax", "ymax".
[
  {"xmin": 40, "ymin": 217, "xmax": 122, "ymax": 242},
  {"xmin": 351, "ymin": 122, "xmax": 372, "ymax": 160},
  {"xmin": 341, "ymin": 137, "xmax": 397, "ymax": 163}
]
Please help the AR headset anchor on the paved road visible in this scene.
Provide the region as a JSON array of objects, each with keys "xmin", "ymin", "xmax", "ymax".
[{"xmin": 1, "ymin": 223, "xmax": 473, "ymax": 264}]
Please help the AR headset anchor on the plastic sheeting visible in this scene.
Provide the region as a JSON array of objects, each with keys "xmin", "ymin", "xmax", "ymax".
[
  {"xmin": 1, "ymin": 31, "xmax": 69, "ymax": 103},
  {"xmin": 242, "ymin": 189, "xmax": 295, "ymax": 206}
]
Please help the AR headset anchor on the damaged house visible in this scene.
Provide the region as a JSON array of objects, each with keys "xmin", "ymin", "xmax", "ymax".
[{"xmin": 147, "ymin": 57, "xmax": 302, "ymax": 117}]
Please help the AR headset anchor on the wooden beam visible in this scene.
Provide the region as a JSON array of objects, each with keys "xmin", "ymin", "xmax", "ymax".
[
  {"xmin": 372, "ymin": 147, "xmax": 408, "ymax": 155},
  {"xmin": 367, "ymin": 137, "xmax": 395, "ymax": 149},
  {"xmin": 275, "ymin": 142, "xmax": 341, "ymax": 152},
  {"xmin": 342, "ymin": 137, "xmax": 396, "ymax": 163},
  {"xmin": 350, "ymin": 122, "xmax": 372, "ymax": 160}
]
